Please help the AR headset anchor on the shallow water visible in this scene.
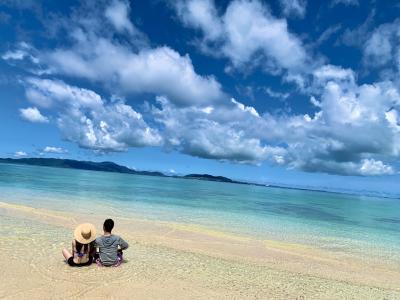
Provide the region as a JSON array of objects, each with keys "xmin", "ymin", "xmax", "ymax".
[
  {"xmin": 3, "ymin": 214, "xmax": 398, "ymax": 300},
  {"xmin": 1, "ymin": 163, "xmax": 399, "ymax": 262}
]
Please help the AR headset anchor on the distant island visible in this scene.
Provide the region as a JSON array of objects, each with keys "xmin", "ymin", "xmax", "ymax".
[
  {"xmin": 0, "ymin": 157, "xmax": 395, "ymax": 199},
  {"xmin": 184, "ymin": 174, "xmax": 234, "ymax": 183},
  {"xmin": 0, "ymin": 157, "xmax": 165, "ymax": 177},
  {"xmin": 0, "ymin": 157, "xmax": 263, "ymax": 186}
]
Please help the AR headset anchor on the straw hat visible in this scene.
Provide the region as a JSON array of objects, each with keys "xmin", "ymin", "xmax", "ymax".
[{"xmin": 74, "ymin": 223, "xmax": 97, "ymax": 244}]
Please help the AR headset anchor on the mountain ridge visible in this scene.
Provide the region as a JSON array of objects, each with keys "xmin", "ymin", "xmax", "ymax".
[
  {"xmin": 0, "ymin": 157, "xmax": 267, "ymax": 186},
  {"xmin": 0, "ymin": 157, "xmax": 262, "ymax": 185},
  {"xmin": 0, "ymin": 157, "xmax": 165, "ymax": 177}
]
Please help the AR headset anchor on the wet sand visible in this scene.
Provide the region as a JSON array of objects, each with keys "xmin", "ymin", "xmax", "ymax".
[{"xmin": 1, "ymin": 200, "xmax": 400, "ymax": 299}]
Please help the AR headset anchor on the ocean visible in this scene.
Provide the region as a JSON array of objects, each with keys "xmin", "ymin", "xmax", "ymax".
[{"xmin": 1, "ymin": 162, "xmax": 399, "ymax": 263}]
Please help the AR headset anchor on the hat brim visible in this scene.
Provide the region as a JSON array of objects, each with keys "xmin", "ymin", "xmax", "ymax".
[{"xmin": 74, "ymin": 223, "xmax": 97, "ymax": 244}]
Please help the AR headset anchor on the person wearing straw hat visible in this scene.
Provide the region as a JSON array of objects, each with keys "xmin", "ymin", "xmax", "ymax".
[{"xmin": 62, "ymin": 223, "xmax": 97, "ymax": 267}]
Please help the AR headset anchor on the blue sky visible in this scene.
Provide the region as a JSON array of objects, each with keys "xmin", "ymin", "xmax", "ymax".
[{"xmin": 1, "ymin": 0, "xmax": 400, "ymax": 194}]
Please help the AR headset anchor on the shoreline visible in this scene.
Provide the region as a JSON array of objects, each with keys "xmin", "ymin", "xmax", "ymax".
[{"xmin": 1, "ymin": 200, "xmax": 400, "ymax": 299}]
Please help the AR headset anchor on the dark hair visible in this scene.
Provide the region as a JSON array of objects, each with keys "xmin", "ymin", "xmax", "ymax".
[
  {"xmin": 75, "ymin": 240, "xmax": 88, "ymax": 253},
  {"xmin": 104, "ymin": 218, "xmax": 114, "ymax": 233}
]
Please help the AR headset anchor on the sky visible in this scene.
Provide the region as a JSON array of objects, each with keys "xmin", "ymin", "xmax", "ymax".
[{"xmin": 1, "ymin": 0, "xmax": 400, "ymax": 195}]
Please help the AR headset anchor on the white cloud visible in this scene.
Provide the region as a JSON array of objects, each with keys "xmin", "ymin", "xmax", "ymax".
[
  {"xmin": 25, "ymin": 77, "xmax": 103, "ymax": 109},
  {"xmin": 19, "ymin": 67, "xmax": 400, "ymax": 175},
  {"xmin": 2, "ymin": 42, "xmax": 39, "ymax": 63},
  {"xmin": 19, "ymin": 106, "xmax": 49, "ymax": 123},
  {"xmin": 174, "ymin": 0, "xmax": 309, "ymax": 74},
  {"xmin": 223, "ymin": 0, "xmax": 307, "ymax": 71},
  {"xmin": 43, "ymin": 146, "xmax": 67, "ymax": 154},
  {"xmin": 231, "ymin": 98, "xmax": 259, "ymax": 117},
  {"xmin": 363, "ymin": 19, "xmax": 400, "ymax": 70},
  {"xmin": 6, "ymin": 1, "xmax": 400, "ymax": 176},
  {"xmin": 135, "ymin": 61, "xmax": 395, "ymax": 176},
  {"xmin": 310, "ymin": 96, "xmax": 321, "ymax": 108},
  {"xmin": 315, "ymin": 24, "xmax": 342, "ymax": 46},
  {"xmin": 175, "ymin": 0, "xmax": 222, "ymax": 40},
  {"xmin": 257, "ymin": 68, "xmax": 400, "ymax": 175},
  {"xmin": 341, "ymin": 11, "xmax": 374, "ymax": 48},
  {"xmin": 44, "ymin": 38, "xmax": 224, "ymax": 107},
  {"xmin": 285, "ymin": 159, "xmax": 393, "ymax": 176},
  {"xmin": 152, "ymin": 96, "xmax": 285, "ymax": 164},
  {"xmin": 279, "ymin": 0, "xmax": 307, "ymax": 18},
  {"xmin": 14, "ymin": 151, "xmax": 27, "ymax": 157},
  {"xmin": 5, "ymin": 1, "xmax": 219, "ymax": 107},
  {"xmin": 313, "ymin": 64, "xmax": 355, "ymax": 82},
  {"xmin": 365, "ymin": 32, "xmax": 392, "ymax": 65},
  {"xmin": 20, "ymin": 67, "xmax": 400, "ymax": 175},
  {"xmin": 263, "ymin": 87, "xmax": 290, "ymax": 100},
  {"xmin": 2, "ymin": 49, "xmax": 27, "ymax": 60},
  {"xmin": 359, "ymin": 159, "xmax": 394, "ymax": 176},
  {"xmin": 104, "ymin": 0, "xmax": 135, "ymax": 34},
  {"xmin": 25, "ymin": 78, "xmax": 162, "ymax": 151},
  {"xmin": 4, "ymin": 2, "xmax": 223, "ymax": 108}
]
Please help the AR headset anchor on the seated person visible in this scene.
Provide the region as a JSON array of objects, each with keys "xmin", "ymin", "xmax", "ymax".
[
  {"xmin": 62, "ymin": 223, "xmax": 96, "ymax": 267},
  {"xmin": 95, "ymin": 218, "xmax": 129, "ymax": 266}
]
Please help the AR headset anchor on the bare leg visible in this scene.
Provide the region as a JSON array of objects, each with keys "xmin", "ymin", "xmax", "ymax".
[{"xmin": 62, "ymin": 249, "xmax": 72, "ymax": 260}]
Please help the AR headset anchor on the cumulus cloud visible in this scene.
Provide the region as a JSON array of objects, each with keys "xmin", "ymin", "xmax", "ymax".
[
  {"xmin": 43, "ymin": 34, "xmax": 224, "ymax": 107},
  {"xmin": 279, "ymin": 0, "xmax": 307, "ymax": 18},
  {"xmin": 19, "ymin": 71, "xmax": 400, "ymax": 175},
  {"xmin": 6, "ymin": 0, "xmax": 400, "ymax": 176},
  {"xmin": 25, "ymin": 78, "xmax": 162, "ymax": 151},
  {"xmin": 257, "ymin": 67, "xmax": 400, "ymax": 175},
  {"xmin": 140, "ymin": 62, "xmax": 398, "ymax": 176},
  {"xmin": 359, "ymin": 159, "xmax": 394, "ymax": 176},
  {"xmin": 9, "ymin": 0, "xmax": 221, "ymax": 108},
  {"xmin": 19, "ymin": 70, "xmax": 400, "ymax": 175},
  {"xmin": 312, "ymin": 64, "xmax": 355, "ymax": 86},
  {"xmin": 14, "ymin": 151, "xmax": 27, "ymax": 157},
  {"xmin": 263, "ymin": 87, "xmax": 291, "ymax": 100},
  {"xmin": 1, "ymin": 1, "xmax": 223, "ymax": 108},
  {"xmin": 104, "ymin": 0, "xmax": 135, "ymax": 34},
  {"xmin": 363, "ymin": 19, "xmax": 400, "ymax": 72},
  {"xmin": 148, "ymin": 85, "xmax": 397, "ymax": 175},
  {"xmin": 2, "ymin": 42, "xmax": 39, "ymax": 63},
  {"xmin": 173, "ymin": 0, "xmax": 309, "ymax": 74},
  {"xmin": 286, "ymin": 158, "xmax": 394, "ymax": 176},
  {"xmin": 43, "ymin": 146, "xmax": 67, "ymax": 154},
  {"xmin": 340, "ymin": 17, "xmax": 400, "ymax": 82},
  {"xmin": 175, "ymin": 0, "xmax": 222, "ymax": 40},
  {"xmin": 25, "ymin": 77, "xmax": 103, "ymax": 109},
  {"xmin": 19, "ymin": 106, "xmax": 49, "ymax": 123},
  {"xmin": 152, "ymin": 96, "xmax": 286, "ymax": 164},
  {"xmin": 2, "ymin": 49, "xmax": 27, "ymax": 60}
]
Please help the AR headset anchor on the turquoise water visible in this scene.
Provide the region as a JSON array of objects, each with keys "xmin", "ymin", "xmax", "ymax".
[{"xmin": 1, "ymin": 163, "xmax": 400, "ymax": 260}]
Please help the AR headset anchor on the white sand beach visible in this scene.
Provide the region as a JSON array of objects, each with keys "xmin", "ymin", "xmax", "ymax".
[{"xmin": 1, "ymin": 200, "xmax": 399, "ymax": 300}]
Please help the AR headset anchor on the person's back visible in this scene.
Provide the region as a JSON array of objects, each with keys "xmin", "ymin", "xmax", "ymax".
[
  {"xmin": 61, "ymin": 223, "xmax": 96, "ymax": 267},
  {"xmin": 95, "ymin": 219, "xmax": 128, "ymax": 266}
]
